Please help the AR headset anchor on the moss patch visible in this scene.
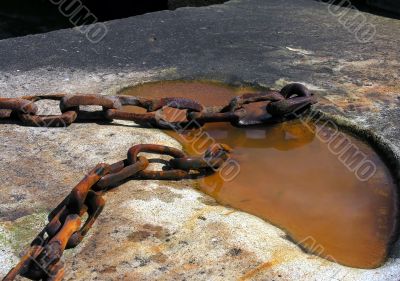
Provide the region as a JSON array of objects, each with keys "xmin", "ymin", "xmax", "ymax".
[{"xmin": 2, "ymin": 212, "xmax": 48, "ymax": 254}]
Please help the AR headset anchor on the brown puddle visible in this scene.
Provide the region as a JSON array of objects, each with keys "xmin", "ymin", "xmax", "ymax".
[{"xmin": 119, "ymin": 80, "xmax": 398, "ymax": 269}]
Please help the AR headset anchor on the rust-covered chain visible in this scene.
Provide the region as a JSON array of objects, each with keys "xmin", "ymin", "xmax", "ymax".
[
  {"xmin": 1, "ymin": 83, "xmax": 317, "ymax": 281},
  {"xmin": 0, "ymin": 83, "xmax": 316, "ymax": 129},
  {"xmin": 3, "ymin": 144, "xmax": 231, "ymax": 281}
]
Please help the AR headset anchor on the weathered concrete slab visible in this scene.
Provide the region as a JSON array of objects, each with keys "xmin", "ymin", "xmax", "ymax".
[{"xmin": 0, "ymin": 0, "xmax": 400, "ymax": 280}]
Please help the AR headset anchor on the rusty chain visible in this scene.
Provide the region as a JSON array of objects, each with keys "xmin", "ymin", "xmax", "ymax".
[
  {"xmin": 3, "ymin": 143, "xmax": 232, "ymax": 281},
  {"xmin": 1, "ymin": 83, "xmax": 316, "ymax": 281},
  {"xmin": 0, "ymin": 83, "xmax": 316, "ymax": 129}
]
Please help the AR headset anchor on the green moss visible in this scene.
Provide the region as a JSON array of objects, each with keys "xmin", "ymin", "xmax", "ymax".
[
  {"xmin": 3, "ymin": 212, "xmax": 48, "ymax": 253},
  {"xmin": 0, "ymin": 230, "xmax": 9, "ymax": 246}
]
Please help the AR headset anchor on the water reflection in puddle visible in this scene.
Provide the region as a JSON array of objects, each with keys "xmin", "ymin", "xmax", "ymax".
[{"xmin": 119, "ymin": 80, "xmax": 398, "ymax": 268}]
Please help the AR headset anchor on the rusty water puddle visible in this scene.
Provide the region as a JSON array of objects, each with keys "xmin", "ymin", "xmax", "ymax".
[{"xmin": 119, "ymin": 80, "xmax": 398, "ymax": 269}]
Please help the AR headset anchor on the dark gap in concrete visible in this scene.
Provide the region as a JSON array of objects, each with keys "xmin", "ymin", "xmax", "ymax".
[
  {"xmin": 168, "ymin": 0, "xmax": 228, "ymax": 10},
  {"xmin": 316, "ymin": 0, "xmax": 400, "ymax": 20},
  {"xmin": 0, "ymin": 0, "xmax": 228, "ymax": 40}
]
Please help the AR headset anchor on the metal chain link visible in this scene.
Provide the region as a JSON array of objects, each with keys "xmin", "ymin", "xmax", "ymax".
[
  {"xmin": 0, "ymin": 83, "xmax": 316, "ymax": 129},
  {"xmin": 3, "ymin": 144, "xmax": 233, "ymax": 281},
  {"xmin": 1, "ymin": 83, "xmax": 317, "ymax": 281}
]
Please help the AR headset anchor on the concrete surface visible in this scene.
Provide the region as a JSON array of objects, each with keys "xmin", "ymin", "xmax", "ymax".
[{"xmin": 0, "ymin": 0, "xmax": 400, "ymax": 280}]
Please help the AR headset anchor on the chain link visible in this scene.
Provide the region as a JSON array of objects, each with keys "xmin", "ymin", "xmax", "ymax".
[
  {"xmin": 2, "ymin": 144, "xmax": 237, "ymax": 281},
  {"xmin": 1, "ymin": 83, "xmax": 317, "ymax": 281},
  {"xmin": 0, "ymin": 83, "xmax": 316, "ymax": 128}
]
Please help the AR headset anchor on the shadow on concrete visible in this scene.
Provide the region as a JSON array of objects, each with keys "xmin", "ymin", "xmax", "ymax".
[
  {"xmin": 316, "ymin": 0, "xmax": 400, "ymax": 20},
  {"xmin": 0, "ymin": 0, "xmax": 228, "ymax": 40}
]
